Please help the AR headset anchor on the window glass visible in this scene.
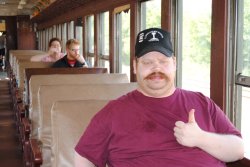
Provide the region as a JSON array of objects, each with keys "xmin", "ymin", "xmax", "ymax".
[
  {"xmin": 62, "ymin": 23, "xmax": 67, "ymax": 52},
  {"xmin": 46, "ymin": 28, "xmax": 50, "ymax": 51},
  {"xmin": 99, "ymin": 11, "xmax": 110, "ymax": 72},
  {"xmin": 68, "ymin": 21, "xmax": 74, "ymax": 40},
  {"xmin": 241, "ymin": 87, "xmax": 250, "ymax": 158},
  {"xmin": 86, "ymin": 15, "xmax": 94, "ymax": 67},
  {"xmin": 53, "ymin": 25, "xmax": 56, "ymax": 37},
  {"xmin": 182, "ymin": 0, "xmax": 212, "ymax": 97},
  {"xmin": 56, "ymin": 25, "xmax": 61, "ymax": 39},
  {"xmin": 241, "ymin": 1, "xmax": 250, "ymax": 76},
  {"xmin": 75, "ymin": 21, "xmax": 83, "ymax": 57},
  {"xmin": 140, "ymin": 0, "xmax": 161, "ymax": 30},
  {"xmin": 236, "ymin": 0, "xmax": 250, "ymax": 158},
  {"xmin": 115, "ymin": 10, "xmax": 130, "ymax": 79}
]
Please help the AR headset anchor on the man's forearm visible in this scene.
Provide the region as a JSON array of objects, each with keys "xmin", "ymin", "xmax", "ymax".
[{"xmin": 197, "ymin": 132, "xmax": 244, "ymax": 162}]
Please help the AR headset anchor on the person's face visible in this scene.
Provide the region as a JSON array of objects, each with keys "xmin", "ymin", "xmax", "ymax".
[
  {"xmin": 66, "ymin": 44, "xmax": 80, "ymax": 60},
  {"xmin": 50, "ymin": 41, "xmax": 61, "ymax": 52},
  {"xmin": 133, "ymin": 51, "xmax": 176, "ymax": 97}
]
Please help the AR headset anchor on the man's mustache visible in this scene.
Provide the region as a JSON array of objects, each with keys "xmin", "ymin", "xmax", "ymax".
[{"xmin": 145, "ymin": 72, "xmax": 167, "ymax": 80}]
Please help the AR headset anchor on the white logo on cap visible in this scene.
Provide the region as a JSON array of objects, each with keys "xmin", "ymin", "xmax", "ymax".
[
  {"xmin": 145, "ymin": 30, "xmax": 164, "ymax": 42},
  {"xmin": 138, "ymin": 33, "xmax": 144, "ymax": 43}
]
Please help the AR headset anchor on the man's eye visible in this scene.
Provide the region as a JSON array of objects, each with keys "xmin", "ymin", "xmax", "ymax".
[
  {"xmin": 159, "ymin": 60, "xmax": 167, "ymax": 64},
  {"xmin": 142, "ymin": 61, "xmax": 152, "ymax": 65}
]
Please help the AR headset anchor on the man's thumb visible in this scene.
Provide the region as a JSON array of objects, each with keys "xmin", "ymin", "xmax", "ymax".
[{"xmin": 188, "ymin": 109, "xmax": 196, "ymax": 123}]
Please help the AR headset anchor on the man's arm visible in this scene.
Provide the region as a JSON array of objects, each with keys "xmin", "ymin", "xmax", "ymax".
[
  {"xmin": 75, "ymin": 151, "xmax": 95, "ymax": 167},
  {"xmin": 75, "ymin": 54, "xmax": 88, "ymax": 67},
  {"xmin": 174, "ymin": 109, "xmax": 244, "ymax": 162}
]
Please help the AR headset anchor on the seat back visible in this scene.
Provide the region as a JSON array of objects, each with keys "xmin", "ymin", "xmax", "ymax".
[
  {"xmin": 37, "ymin": 83, "xmax": 137, "ymax": 167},
  {"xmin": 15, "ymin": 61, "xmax": 53, "ymax": 98},
  {"xmin": 28, "ymin": 73, "xmax": 129, "ymax": 133},
  {"xmin": 9, "ymin": 50, "xmax": 46, "ymax": 74},
  {"xmin": 51, "ymin": 100, "xmax": 109, "ymax": 167},
  {"xmin": 24, "ymin": 67, "xmax": 108, "ymax": 99},
  {"xmin": 28, "ymin": 73, "xmax": 128, "ymax": 106}
]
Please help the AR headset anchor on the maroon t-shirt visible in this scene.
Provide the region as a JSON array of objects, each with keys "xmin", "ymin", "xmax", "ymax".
[{"xmin": 75, "ymin": 89, "xmax": 241, "ymax": 167}]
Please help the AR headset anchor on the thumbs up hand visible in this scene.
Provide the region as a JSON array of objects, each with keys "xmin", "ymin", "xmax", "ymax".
[{"xmin": 173, "ymin": 109, "xmax": 203, "ymax": 147}]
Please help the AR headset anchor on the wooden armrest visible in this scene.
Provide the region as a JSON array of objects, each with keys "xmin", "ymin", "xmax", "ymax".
[
  {"xmin": 30, "ymin": 139, "xmax": 43, "ymax": 166},
  {"xmin": 15, "ymin": 92, "xmax": 22, "ymax": 103},
  {"xmin": 22, "ymin": 118, "xmax": 31, "ymax": 139},
  {"xmin": 17, "ymin": 103, "xmax": 25, "ymax": 121}
]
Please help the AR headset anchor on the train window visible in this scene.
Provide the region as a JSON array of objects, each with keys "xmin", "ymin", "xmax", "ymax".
[
  {"xmin": 140, "ymin": 0, "xmax": 161, "ymax": 30},
  {"xmin": 180, "ymin": 0, "xmax": 212, "ymax": 97},
  {"xmin": 56, "ymin": 25, "xmax": 61, "ymax": 40},
  {"xmin": 48, "ymin": 27, "xmax": 53, "ymax": 48},
  {"xmin": 235, "ymin": 0, "xmax": 250, "ymax": 158},
  {"xmin": 46, "ymin": 28, "xmax": 51, "ymax": 51},
  {"xmin": 75, "ymin": 19, "xmax": 83, "ymax": 57},
  {"xmin": 86, "ymin": 15, "xmax": 94, "ymax": 67},
  {"xmin": 68, "ymin": 21, "xmax": 74, "ymax": 40},
  {"xmin": 62, "ymin": 23, "xmax": 67, "ymax": 52},
  {"xmin": 52, "ymin": 25, "xmax": 56, "ymax": 37},
  {"xmin": 99, "ymin": 11, "xmax": 110, "ymax": 72},
  {"xmin": 115, "ymin": 7, "xmax": 130, "ymax": 79}
]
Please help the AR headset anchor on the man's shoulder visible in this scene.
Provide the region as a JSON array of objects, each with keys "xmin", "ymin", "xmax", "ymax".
[
  {"xmin": 52, "ymin": 56, "xmax": 67, "ymax": 67},
  {"xmin": 104, "ymin": 90, "xmax": 136, "ymax": 109}
]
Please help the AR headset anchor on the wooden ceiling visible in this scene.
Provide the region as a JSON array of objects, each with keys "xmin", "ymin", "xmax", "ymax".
[
  {"xmin": 31, "ymin": 0, "xmax": 92, "ymax": 22},
  {"xmin": 0, "ymin": 0, "xmax": 41, "ymax": 16}
]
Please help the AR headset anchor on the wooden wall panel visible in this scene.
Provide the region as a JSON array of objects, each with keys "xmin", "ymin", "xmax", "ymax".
[
  {"xmin": 210, "ymin": 0, "xmax": 228, "ymax": 111},
  {"xmin": 17, "ymin": 16, "xmax": 36, "ymax": 50}
]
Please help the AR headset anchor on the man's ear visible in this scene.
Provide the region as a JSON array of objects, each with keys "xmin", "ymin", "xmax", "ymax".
[
  {"xmin": 133, "ymin": 59, "xmax": 137, "ymax": 74},
  {"xmin": 172, "ymin": 56, "xmax": 177, "ymax": 71}
]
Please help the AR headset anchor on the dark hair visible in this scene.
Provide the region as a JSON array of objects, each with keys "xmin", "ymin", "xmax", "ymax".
[{"xmin": 48, "ymin": 37, "xmax": 62, "ymax": 47}]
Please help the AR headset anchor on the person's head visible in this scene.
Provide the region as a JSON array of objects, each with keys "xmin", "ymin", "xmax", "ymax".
[
  {"xmin": 48, "ymin": 37, "xmax": 62, "ymax": 52},
  {"xmin": 65, "ymin": 39, "xmax": 80, "ymax": 60},
  {"xmin": 133, "ymin": 28, "xmax": 176, "ymax": 98}
]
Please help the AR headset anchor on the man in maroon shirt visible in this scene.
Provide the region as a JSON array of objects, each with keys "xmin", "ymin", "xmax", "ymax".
[{"xmin": 74, "ymin": 28, "xmax": 244, "ymax": 167}]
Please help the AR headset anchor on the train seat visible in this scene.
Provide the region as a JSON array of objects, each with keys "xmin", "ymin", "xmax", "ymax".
[
  {"xmin": 16, "ymin": 61, "xmax": 53, "ymax": 98},
  {"xmin": 24, "ymin": 67, "xmax": 108, "ymax": 98},
  {"xmin": 35, "ymin": 83, "xmax": 137, "ymax": 167},
  {"xmin": 50, "ymin": 99, "xmax": 109, "ymax": 167},
  {"xmin": 9, "ymin": 50, "xmax": 46, "ymax": 78},
  {"xmin": 28, "ymin": 73, "xmax": 129, "ymax": 137},
  {"xmin": 9, "ymin": 50, "xmax": 46, "ymax": 70}
]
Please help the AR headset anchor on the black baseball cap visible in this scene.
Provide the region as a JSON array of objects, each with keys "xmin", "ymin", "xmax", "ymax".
[{"xmin": 135, "ymin": 28, "xmax": 173, "ymax": 58}]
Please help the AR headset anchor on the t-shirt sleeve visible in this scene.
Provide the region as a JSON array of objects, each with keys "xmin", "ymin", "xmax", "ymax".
[
  {"xmin": 75, "ymin": 103, "xmax": 113, "ymax": 167},
  {"xmin": 208, "ymin": 97, "xmax": 242, "ymax": 137}
]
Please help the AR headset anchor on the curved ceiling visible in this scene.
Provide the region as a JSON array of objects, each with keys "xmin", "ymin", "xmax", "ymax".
[{"xmin": 0, "ymin": 0, "xmax": 52, "ymax": 16}]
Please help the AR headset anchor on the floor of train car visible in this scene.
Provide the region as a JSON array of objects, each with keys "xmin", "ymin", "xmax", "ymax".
[{"xmin": 0, "ymin": 69, "xmax": 24, "ymax": 167}]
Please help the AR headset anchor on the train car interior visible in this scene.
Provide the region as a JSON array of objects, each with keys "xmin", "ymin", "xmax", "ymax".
[{"xmin": 0, "ymin": 0, "xmax": 250, "ymax": 167}]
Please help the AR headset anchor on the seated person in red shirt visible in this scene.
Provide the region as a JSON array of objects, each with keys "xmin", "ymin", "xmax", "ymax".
[
  {"xmin": 52, "ymin": 39, "xmax": 88, "ymax": 68},
  {"xmin": 74, "ymin": 28, "xmax": 244, "ymax": 167}
]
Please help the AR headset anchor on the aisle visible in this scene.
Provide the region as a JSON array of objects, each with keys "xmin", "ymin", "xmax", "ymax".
[{"xmin": 0, "ymin": 71, "xmax": 23, "ymax": 167}]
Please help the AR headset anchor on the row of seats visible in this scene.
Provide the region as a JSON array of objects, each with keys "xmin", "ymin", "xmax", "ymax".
[{"xmin": 7, "ymin": 50, "xmax": 136, "ymax": 167}]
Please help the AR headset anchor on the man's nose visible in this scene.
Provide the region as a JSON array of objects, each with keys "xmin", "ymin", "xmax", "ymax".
[{"xmin": 151, "ymin": 61, "xmax": 161, "ymax": 71}]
